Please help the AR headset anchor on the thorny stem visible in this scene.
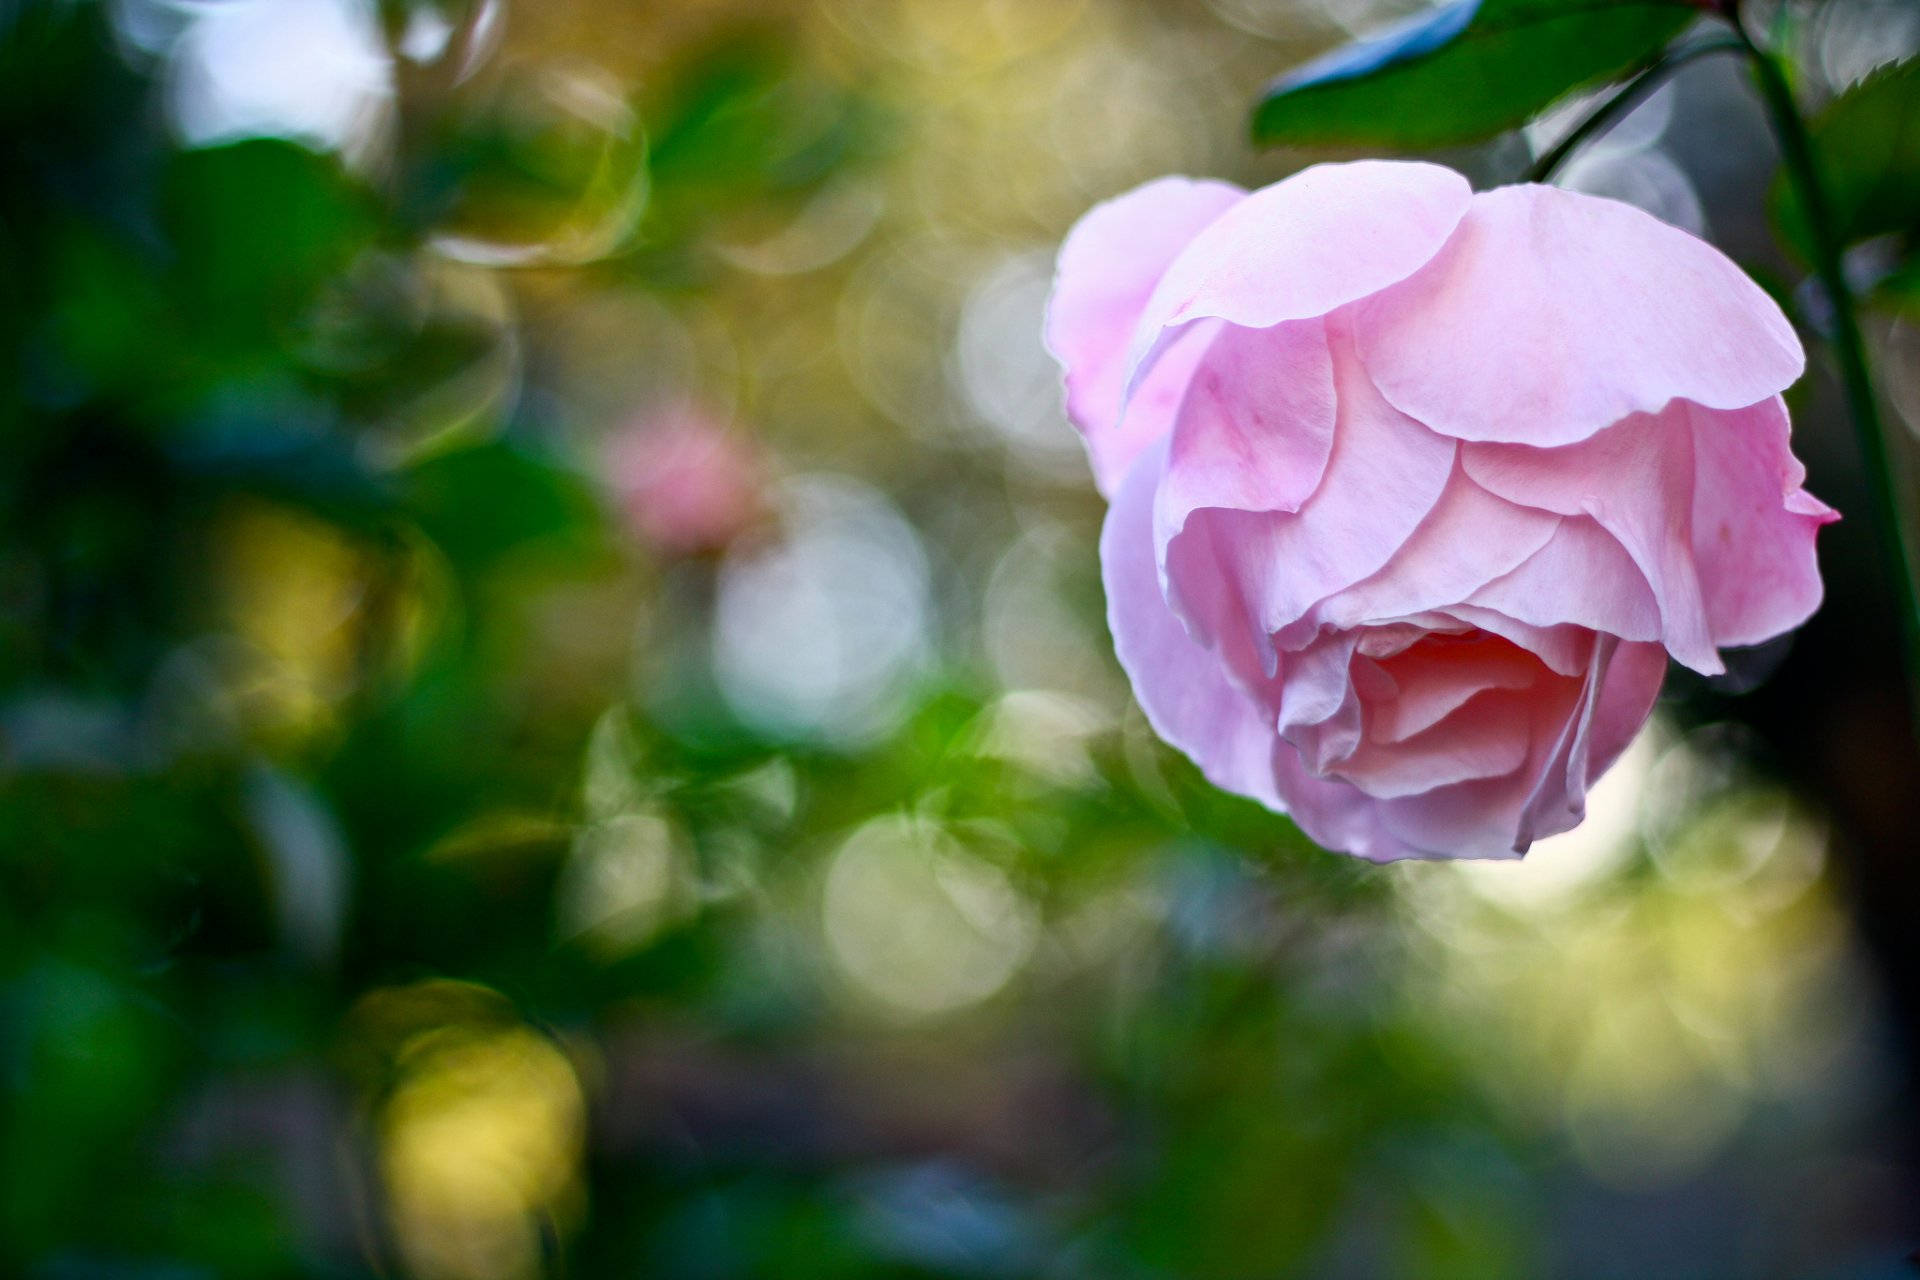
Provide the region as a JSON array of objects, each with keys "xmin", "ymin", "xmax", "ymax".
[
  {"xmin": 1527, "ymin": 36, "xmax": 1744, "ymax": 185},
  {"xmin": 1531, "ymin": 10, "xmax": 1920, "ymax": 730}
]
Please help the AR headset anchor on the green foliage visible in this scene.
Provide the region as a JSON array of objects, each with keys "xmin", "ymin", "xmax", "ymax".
[
  {"xmin": 627, "ymin": 28, "xmax": 889, "ymax": 286},
  {"xmin": 1252, "ymin": 0, "xmax": 1696, "ymax": 151},
  {"xmin": 164, "ymin": 141, "xmax": 378, "ymax": 355},
  {"xmin": 1771, "ymin": 55, "xmax": 1920, "ymax": 262}
]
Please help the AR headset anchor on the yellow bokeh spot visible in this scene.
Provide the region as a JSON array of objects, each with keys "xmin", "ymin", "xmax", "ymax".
[
  {"xmin": 1396, "ymin": 727, "xmax": 1860, "ymax": 1189},
  {"xmin": 213, "ymin": 500, "xmax": 366, "ymax": 741},
  {"xmin": 210, "ymin": 501, "xmax": 447, "ymax": 745},
  {"xmin": 347, "ymin": 982, "xmax": 588, "ymax": 1280}
]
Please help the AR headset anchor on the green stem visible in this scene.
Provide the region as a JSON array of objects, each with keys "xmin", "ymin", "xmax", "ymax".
[
  {"xmin": 1737, "ymin": 25, "xmax": 1920, "ymax": 724},
  {"xmin": 1528, "ymin": 37, "xmax": 1744, "ymax": 185}
]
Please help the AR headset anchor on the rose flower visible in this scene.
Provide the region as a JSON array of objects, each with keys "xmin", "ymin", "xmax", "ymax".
[
  {"xmin": 608, "ymin": 405, "xmax": 768, "ymax": 558},
  {"xmin": 1047, "ymin": 160, "xmax": 1834, "ymax": 860}
]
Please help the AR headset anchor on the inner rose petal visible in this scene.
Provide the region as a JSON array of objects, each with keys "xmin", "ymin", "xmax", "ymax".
[
  {"xmin": 1334, "ymin": 686, "xmax": 1534, "ymax": 799},
  {"xmin": 1363, "ymin": 631, "xmax": 1543, "ymax": 744},
  {"xmin": 1292, "ymin": 627, "xmax": 1576, "ymax": 802}
]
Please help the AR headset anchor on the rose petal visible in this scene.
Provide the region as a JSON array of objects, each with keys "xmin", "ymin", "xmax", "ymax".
[
  {"xmin": 1365, "ymin": 634, "xmax": 1541, "ymax": 744},
  {"xmin": 1277, "ymin": 632, "xmax": 1358, "ymax": 737},
  {"xmin": 1689, "ymin": 397, "xmax": 1837, "ymax": 648},
  {"xmin": 1151, "ymin": 497, "xmax": 1282, "ymax": 695},
  {"xmin": 1124, "ymin": 160, "xmax": 1473, "ymax": 405},
  {"xmin": 1273, "ymin": 745, "xmax": 1421, "ymax": 863},
  {"xmin": 1513, "ymin": 631, "xmax": 1617, "ymax": 849},
  {"xmin": 1045, "ymin": 176, "xmax": 1245, "ymax": 495},
  {"xmin": 1439, "ymin": 605, "xmax": 1596, "ymax": 678},
  {"xmin": 1167, "ymin": 324, "xmax": 1456, "ymax": 651},
  {"xmin": 1102, "ymin": 439, "xmax": 1286, "ymax": 809},
  {"xmin": 1281, "ymin": 463, "xmax": 1558, "ymax": 649},
  {"xmin": 1580, "ymin": 638, "xmax": 1669, "ymax": 791},
  {"xmin": 1465, "ymin": 516, "xmax": 1664, "ymax": 645},
  {"xmin": 1337, "ymin": 687, "xmax": 1534, "ymax": 799},
  {"xmin": 1154, "ymin": 318, "xmax": 1337, "ymax": 554},
  {"xmin": 1276, "ymin": 633, "xmax": 1363, "ymax": 774},
  {"xmin": 1357, "ymin": 183, "xmax": 1804, "ymax": 446},
  {"xmin": 1374, "ymin": 658, "xmax": 1586, "ymax": 858},
  {"xmin": 1516, "ymin": 635, "xmax": 1665, "ymax": 849},
  {"xmin": 1463, "ymin": 404, "xmax": 1721, "ymax": 674}
]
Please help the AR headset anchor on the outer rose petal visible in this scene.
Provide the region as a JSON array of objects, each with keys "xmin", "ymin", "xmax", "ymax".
[
  {"xmin": 1279, "ymin": 463, "xmax": 1558, "ymax": 649},
  {"xmin": 1168, "ymin": 324, "xmax": 1455, "ymax": 650},
  {"xmin": 1689, "ymin": 397, "xmax": 1836, "ymax": 647},
  {"xmin": 1152, "ymin": 504, "xmax": 1285, "ymax": 698},
  {"xmin": 1154, "ymin": 318, "xmax": 1337, "ymax": 554},
  {"xmin": 1513, "ymin": 632, "xmax": 1620, "ymax": 848},
  {"xmin": 1277, "ymin": 632, "xmax": 1364, "ymax": 774},
  {"xmin": 1277, "ymin": 631, "xmax": 1357, "ymax": 740},
  {"xmin": 1124, "ymin": 160, "xmax": 1472, "ymax": 403},
  {"xmin": 1463, "ymin": 404, "xmax": 1722, "ymax": 674},
  {"xmin": 1102, "ymin": 439, "xmax": 1285, "ymax": 810},
  {"xmin": 1580, "ymin": 638, "xmax": 1668, "ymax": 794},
  {"xmin": 1271, "ymin": 747, "xmax": 1406, "ymax": 862},
  {"xmin": 1512, "ymin": 637, "xmax": 1666, "ymax": 850},
  {"xmin": 1465, "ymin": 517, "xmax": 1665, "ymax": 646},
  {"xmin": 1356, "ymin": 183, "xmax": 1804, "ymax": 446},
  {"xmin": 1045, "ymin": 176, "xmax": 1245, "ymax": 496}
]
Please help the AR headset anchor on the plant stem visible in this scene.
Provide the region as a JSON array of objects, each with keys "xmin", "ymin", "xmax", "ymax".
[
  {"xmin": 1527, "ymin": 37, "xmax": 1744, "ymax": 185},
  {"xmin": 1736, "ymin": 24, "xmax": 1920, "ymax": 724}
]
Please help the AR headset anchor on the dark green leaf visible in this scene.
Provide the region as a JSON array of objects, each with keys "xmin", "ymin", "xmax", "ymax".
[
  {"xmin": 163, "ymin": 140, "xmax": 374, "ymax": 353},
  {"xmin": 1253, "ymin": 0, "xmax": 1697, "ymax": 151},
  {"xmin": 404, "ymin": 439, "xmax": 604, "ymax": 571},
  {"xmin": 1771, "ymin": 56, "xmax": 1920, "ymax": 261}
]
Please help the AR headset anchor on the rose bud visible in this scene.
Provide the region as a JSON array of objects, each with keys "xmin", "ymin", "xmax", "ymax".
[
  {"xmin": 1047, "ymin": 161, "xmax": 1834, "ymax": 860},
  {"xmin": 607, "ymin": 405, "xmax": 768, "ymax": 558}
]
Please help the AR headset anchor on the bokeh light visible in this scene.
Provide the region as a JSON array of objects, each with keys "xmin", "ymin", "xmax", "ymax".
[
  {"xmin": 168, "ymin": 0, "xmax": 393, "ymax": 156},
  {"xmin": 713, "ymin": 474, "xmax": 932, "ymax": 743},
  {"xmin": 355, "ymin": 983, "xmax": 588, "ymax": 1280},
  {"xmin": 821, "ymin": 815, "xmax": 1040, "ymax": 1017},
  {"xmin": 1399, "ymin": 724, "xmax": 1870, "ymax": 1191}
]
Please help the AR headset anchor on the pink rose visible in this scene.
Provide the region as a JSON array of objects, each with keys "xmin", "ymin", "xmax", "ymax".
[
  {"xmin": 1046, "ymin": 161, "xmax": 1835, "ymax": 860},
  {"xmin": 608, "ymin": 405, "xmax": 767, "ymax": 557}
]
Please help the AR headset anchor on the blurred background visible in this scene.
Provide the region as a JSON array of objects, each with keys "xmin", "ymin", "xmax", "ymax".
[{"xmin": 4, "ymin": 0, "xmax": 1920, "ymax": 1275}]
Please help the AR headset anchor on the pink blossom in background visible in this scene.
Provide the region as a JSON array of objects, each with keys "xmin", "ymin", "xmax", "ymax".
[
  {"xmin": 607, "ymin": 406, "xmax": 767, "ymax": 557},
  {"xmin": 1047, "ymin": 161, "xmax": 1835, "ymax": 861}
]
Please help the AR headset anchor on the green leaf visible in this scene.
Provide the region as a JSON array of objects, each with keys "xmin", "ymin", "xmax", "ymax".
[
  {"xmin": 1252, "ymin": 0, "xmax": 1698, "ymax": 151},
  {"xmin": 163, "ymin": 140, "xmax": 374, "ymax": 355},
  {"xmin": 1771, "ymin": 56, "xmax": 1920, "ymax": 261},
  {"xmin": 404, "ymin": 440, "xmax": 605, "ymax": 572}
]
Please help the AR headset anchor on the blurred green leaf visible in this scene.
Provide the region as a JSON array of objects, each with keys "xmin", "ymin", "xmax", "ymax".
[
  {"xmin": 404, "ymin": 439, "xmax": 605, "ymax": 572},
  {"xmin": 631, "ymin": 29, "xmax": 888, "ymax": 282},
  {"xmin": 1771, "ymin": 56, "xmax": 1920, "ymax": 261},
  {"xmin": 1252, "ymin": 0, "xmax": 1696, "ymax": 151},
  {"xmin": 164, "ymin": 141, "xmax": 375, "ymax": 354},
  {"xmin": 0, "ymin": 960, "xmax": 184, "ymax": 1255}
]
